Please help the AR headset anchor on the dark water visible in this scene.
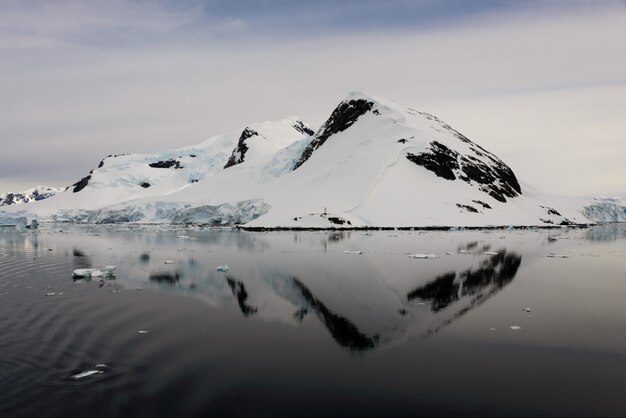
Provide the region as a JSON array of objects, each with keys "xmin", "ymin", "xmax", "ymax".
[{"xmin": 1, "ymin": 224, "xmax": 625, "ymax": 418}]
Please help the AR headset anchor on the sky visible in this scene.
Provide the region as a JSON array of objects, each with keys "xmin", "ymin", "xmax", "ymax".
[{"xmin": 1, "ymin": 0, "xmax": 625, "ymax": 197}]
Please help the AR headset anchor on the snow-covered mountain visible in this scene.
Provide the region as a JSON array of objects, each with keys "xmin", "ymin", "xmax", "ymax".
[
  {"xmin": 0, "ymin": 185, "xmax": 62, "ymax": 206},
  {"xmin": 0, "ymin": 92, "xmax": 608, "ymax": 227}
]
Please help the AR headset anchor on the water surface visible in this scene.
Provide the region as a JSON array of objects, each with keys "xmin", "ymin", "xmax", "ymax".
[{"xmin": 1, "ymin": 224, "xmax": 625, "ymax": 417}]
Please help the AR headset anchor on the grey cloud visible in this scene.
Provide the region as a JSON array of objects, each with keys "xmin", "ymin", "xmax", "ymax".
[{"xmin": 0, "ymin": 2, "xmax": 625, "ymax": 196}]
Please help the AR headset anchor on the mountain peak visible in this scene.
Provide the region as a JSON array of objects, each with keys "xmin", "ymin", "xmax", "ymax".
[{"xmin": 293, "ymin": 94, "xmax": 381, "ymax": 170}]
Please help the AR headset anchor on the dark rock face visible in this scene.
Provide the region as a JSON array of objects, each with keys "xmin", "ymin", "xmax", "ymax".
[
  {"xmin": 456, "ymin": 204, "xmax": 479, "ymax": 213},
  {"xmin": 224, "ymin": 128, "xmax": 259, "ymax": 169},
  {"xmin": 98, "ymin": 153, "xmax": 129, "ymax": 169},
  {"xmin": 97, "ymin": 155, "xmax": 111, "ymax": 168},
  {"xmin": 472, "ymin": 200, "xmax": 492, "ymax": 210},
  {"xmin": 292, "ymin": 120, "xmax": 315, "ymax": 136},
  {"xmin": 71, "ymin": 174, "xmax": 92, "ymax": 193},
  {"xmin": 541, "ymin": 206, "xmax": 562, "ymax": 216},
  {"xmin": 406, "ymin": 142, "xmax": 459, "ymax": 181},
  {"xmin": 139, "ymin": 182, "xmax": 151, "ymax": 188},
  {"xmin": 327, "ymin": 216, "xmax": 351, "ymax": 225},
  {"xmin": 0, "ymin": 193, "xmax": 17, "ymax": 205},
  {"xmin": 293, "ymin": 99, "xmax": 375, "ymax": 170},
  {"xmin": 406, "ymin": 140, "xmax": 522, "ymax": 203},
  {"xmin": 149, "ymin": 159, "xmax": 182, "ymax": 169}
]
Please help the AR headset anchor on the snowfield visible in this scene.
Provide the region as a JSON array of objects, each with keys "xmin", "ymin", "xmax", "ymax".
[{"xmin": 0, "ymin": 92, "xmax": 622, "ymax": 228}]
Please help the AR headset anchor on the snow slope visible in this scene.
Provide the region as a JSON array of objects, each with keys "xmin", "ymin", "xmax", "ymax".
[
  {"xmin": 1, "ymin": 92, "xmax": 605, "ymax": 227},
  {"xmin": 3, "ymin": 118, "xmax": 313, "ymax": 223}
]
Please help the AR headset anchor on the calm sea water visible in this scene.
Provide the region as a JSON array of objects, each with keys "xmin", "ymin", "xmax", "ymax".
[{"xmin": 1, "ymin": 224, "xmax": 625, "ymax": 418}]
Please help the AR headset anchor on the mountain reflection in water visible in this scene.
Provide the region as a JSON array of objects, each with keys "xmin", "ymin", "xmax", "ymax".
[
  {"xmin": 293, "ymin": 278, "xmax": 377, "ymax": 351},
  {"xmin": 0, "ymin": 227, "xmax": 534, "ymax": 352},
  {"xmin": 226, "ymin": 276, "xmax": 258, "ymax": 317},
  {"xmin": 408, "ymin": 251, "xmax": 522, "ymax": 312}
]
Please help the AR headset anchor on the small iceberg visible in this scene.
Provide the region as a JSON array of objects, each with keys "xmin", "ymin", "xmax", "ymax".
[
  {"xmin": 216, "ymin": 265, "xmax": 229, "ymax": 272},
  {"xmin": 410, "ymin": 253, "xmax": 438, "ymax": 259},
  {"xmin": 71, "ymin": 370, "xmax": 103, "ymax": 380},
  {"xmin": 73, "ymin": 268, "xmax": 115, "ymax": 278},
  {"xmin": 343, "ymin": 251, "xmax": 362, "ymax": 255},
  {"xmin": 73, "ymin": 269, "xmax": 103, "ymax": 278},
  {"xmin": 510, "ymin": 325, "xmax": 522, "ymax": 330},
  {"xmin": 547, "ymin": 254, "xmax": 569, "ymax": 258},
  {"xmin": 482, "ymin": 251, "xmax": 499, "ymax": 256}
]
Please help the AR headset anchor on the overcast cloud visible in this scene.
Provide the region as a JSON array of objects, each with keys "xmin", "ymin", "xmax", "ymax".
[{"xmin": 1, "ymin": 0, "xmax": 625, "ymax": 197}]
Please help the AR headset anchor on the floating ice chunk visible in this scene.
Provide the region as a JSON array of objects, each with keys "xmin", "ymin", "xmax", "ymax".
[
  {"xmin": 483, "ymin": 251, "xmax": 499, "ymax": 256},
  {"xmin": 164, "ymin": 260, "xmax": 175, "ymax": 264},
  {"xmin": 410, "ymin": 253, "xmax": 438, "ymax": 259},
  {"xmin": 490, "ymin": 328, "xmax": 496, "ymax": 331},
  {"xmin": 94, "ymin": 364, "xmax": 108, "ymax": 368},
  {"xmin": 458, "ymin": 250, "xmax": 471, "ymax": 254},
  {"xmin": 73, "ymin": 268, "xmax": 103, "ymax": 278},
  {"xmin": 138, "ymin": 330, "xmax": 150, "ymax": 334},
  {"xmin": 523, "ymin": 307, "xmax": 532, "ymax": 312},
  {"xmin": 343, "ymin": 251, "xmax": 362, "ymax": 255},
  {"xmin": 45, "ymin": 292, "xmax": 56, "ymax": 296},
  {"xmin": 216, "ymin": 265, "xmax": 229, "ymax": 272},
  {"xmin": 547, "ymin": 254, "xmax": 569, "ymax": 258},
  {"xmin": 104, "ymin": 266, "xmax": 116, "ymax": 272},
  {"xmin": 510, "ymin": 325, "xmax": 522, "ymax": 330},
  {"xmin": 71, "ymin": 370, "xmax": 103, "ymax": 379}
]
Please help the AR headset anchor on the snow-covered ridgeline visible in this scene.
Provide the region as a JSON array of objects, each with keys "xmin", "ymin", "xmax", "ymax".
[{"xmin": 0, "ymin": 92, "xmax": 618, "ymax": 227}]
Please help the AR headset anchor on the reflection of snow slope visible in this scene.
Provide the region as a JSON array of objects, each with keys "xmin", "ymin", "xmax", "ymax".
[{"xmin": 7, "ymin": 226, "xmax": 582, "ymax": 352}]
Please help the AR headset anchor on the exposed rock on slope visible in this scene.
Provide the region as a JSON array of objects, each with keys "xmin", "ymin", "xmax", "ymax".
[
  {"xmin": 0, "ymin": 185, "xmax": 62, "ymax": 206},
  {"xmin": 224, "ymin": 127, "xmax": 259, "ymax": 169},
  {"xmin": 293, "ymin": 98, "xmax": 374, "ymax": 170}
]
